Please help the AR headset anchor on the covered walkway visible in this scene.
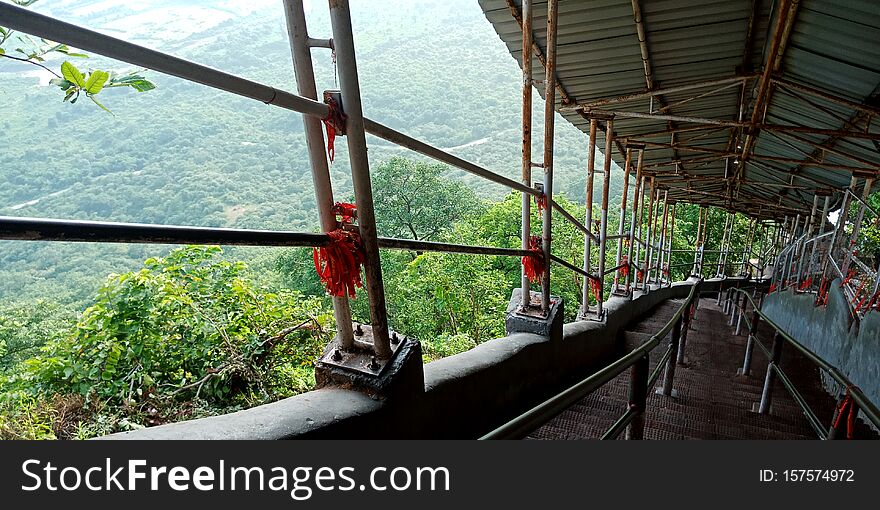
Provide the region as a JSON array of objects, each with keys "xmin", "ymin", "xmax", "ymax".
[{"xmin": 530, "ymin": 294, "xmax": 879, "ymax": 439}]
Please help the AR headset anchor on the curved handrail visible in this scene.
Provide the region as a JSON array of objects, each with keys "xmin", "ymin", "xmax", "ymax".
[
  {"xmin": 733, "ymin": 288, "xmax": 880, "ymax": 431},
  {"xmin": 480, "ymin": 282, "xmax": 699, "ymax": 439}
]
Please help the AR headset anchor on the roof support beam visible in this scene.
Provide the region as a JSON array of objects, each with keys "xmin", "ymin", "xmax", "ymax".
[{"xmin": 562, "ymin": 74, "xmax": 756, "ymax": 110}]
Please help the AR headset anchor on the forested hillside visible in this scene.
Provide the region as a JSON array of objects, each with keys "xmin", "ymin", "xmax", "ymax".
[{"xmin": 0, "ymin": 0, "xmax": 622, "ymax": 306}]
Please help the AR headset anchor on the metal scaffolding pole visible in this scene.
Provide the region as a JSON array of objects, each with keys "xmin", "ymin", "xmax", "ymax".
[
  {"xmin": 328, "ymin": 0, "xmax": 390, "ymax": 358},
  {"xmin": 614, "ymin": 148, "xmax": 633, "ymax": 293},
  {"xmin": 657, "ymin": 191, "xmax": 670, "ymax": 284},
  {"xmin": 692, "ymin": 206, "xmax": 704, "ymax": 276},
  {"xmin": 842, "ymin": 178, "xmax": 874, "ymax": 276},
  {"xmin": 666, "ymin": 202, "xmax": 677, "ymax": 283},
  {"xmin": 809, "ymin": 196, "xmax": 831, "ymax": 278},
  {"xmin": 597, "ymin": 120, "xmax": 614, "ymax": 317},
  {"xmin": 284, "ymin": 0, "xmax": 354, "ymax": 348},
  {"xmin": 540, "ymin": 0, "xmax": 559, "ymax": 314},
  {"xmin": 520, "ymin": 0, "xmax": 534, "ymax": 310},
  {"xmin": 796, "ymin": 195, "xmax": 819, "ymax": 286},
  {"xmin": 717, "ymin": 213, "xmax": 731, "ymax": 276},
  {"xmin": 581, "ymin": 119, "xmax": 598, "ymax": 316},
  {"xmin": 625, "ymin": 149, "xmax": 644, "ymax": 293},
  {"xmin": 823, "ymin": 177, "xmax": 856, "ymax": 282},
  {"xmin": 643, "ymin": 178, "xmax": 656, "ymax": 287}
]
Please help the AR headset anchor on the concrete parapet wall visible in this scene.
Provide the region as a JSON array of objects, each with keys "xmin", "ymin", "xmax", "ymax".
[
  {"xmin": 762, "ymin": 280, "xmax": 880, "ymax": 423},
  {"xmin": 107, "ymin": 279, "xmax": 737, "ymax": 440}
]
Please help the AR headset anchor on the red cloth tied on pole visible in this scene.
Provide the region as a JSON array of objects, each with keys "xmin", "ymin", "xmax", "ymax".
[
  {"xmin": 799, "ymin": 276, "xmax": 813, "ymax": 291},
  {"xmin": 816, "ymin": 277, "xmax": 829, "ymax": 306},
  {"xmin": 841, "ymin": 269, "xmax": 857, "ymax": 287},
  {"xmin": 314, "ymin": 229, "xmax": 365, "ymax": 298},
  {"xmin": 768, "ymin": 283, "xmax": 777, "ymax": 293},
  {"xmin": 332, "ymin": 202, "xmax": 357, "ymax": 223},
  {"xmin": 522, "ymin": 235, "xmax": 546, "ymax": 283},
  {"xmin": 589, "ymin": 276, "xmax": 602, "ymax": 303},
  {"xmin": 662, "ymin": 264, "xmax": 669, "ymax": 278},
  {"xmin": 534, "ymin": 193, "xmax": 548, "ymax": 217},
  {"xmin": 619, "ymin": 255, "xmax": 629, "ymax": 278},
  {"xmin": 322, "ymin": 96, "xmax": 347, "ymax": 162},
  {"xmin": 833, "ymin": 388, "xmax": 858, "ymax": 439}
]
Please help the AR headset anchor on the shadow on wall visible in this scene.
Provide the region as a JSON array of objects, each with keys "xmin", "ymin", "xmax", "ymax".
[{"xmin": 762, "ymin": 279, "xmax": 880, "ymax": 429}]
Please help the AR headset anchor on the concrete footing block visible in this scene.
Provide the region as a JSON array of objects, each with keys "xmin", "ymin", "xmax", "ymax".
[
  {"xmin": 504, "ymin": 288, "xmax": 564, "ymax": 340},
  {"xmin": 315, "ymin": 327, "xmax": 424, "ymax": 402}
]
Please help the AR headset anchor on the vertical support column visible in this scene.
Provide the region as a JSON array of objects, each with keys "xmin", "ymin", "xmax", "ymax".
[
  {"xmin": 596, "ymin": 120, "xmax": 614, "ymax": 317},
  {"xmin": 580, "ymin": 120, "xmax": 598, "ymax": 316},
  {"xmin": 643, "ymin": 178, "xmax": 656, "ymax": 287},
  {"xmin": 666, "ymin": 202, "xmax": 676, "ymax": 285},
  {"xmin": 823, "ymin": 178, "xmax": 856, "ymax": 283},
  {"xmin": 809, "ymin": 196, "xmax": 830, "ymax": 280},
  {"xmin": 519, "ymin": 0, "xmax": 534, "ymax": 311},
  {"xmin": 842, "ymin": 178, "xmax": 874, "ymax": 276},
  {"xmin": 284, "ymin": 0, "xmax": 354, "ymax": 349},
  {"xmin": 659, "ymin": 315, "xmax": 682, "ymax": 397},
  {"xmin": 649, "ymin": 187, "xmax": 662, "ymax": 283},
  {"xmin": 693, "ymin": 205, "xmax": 704, "ymax": 276},
  {"xmin": 796, "ymin": 195, "xmax": 819, "ymax": 288},
  {"xmin": 635, "ymin": 175, "xmax": 648, "ymax": 289},
  {"xmin": 540, "ymin": 0, "xmax": 559, "ymax": 314},
  {"xmin": 758, "ymin": 332, "xmax": 784, "ymax": 414},
  {"xmin": 614, "ymin": 148, "xmax": 633, "ymax": 293},
  {"xmin": 328, "ymin": 0, "xmax": 390, "ymax": 357},
  {"xmin": 740, "ymin": 217, "xmax": 756, "ymax": 276},
  {"xmin": 657, "ymin": 190, "xmax": 669, "ymax": 284},
  {"xmin": 625, "ymin": 148, "xmax": 644, "ymax": 294},
  {"xmin": 625, "ymin": 355, "xmax": 649, "ymax": 440}
]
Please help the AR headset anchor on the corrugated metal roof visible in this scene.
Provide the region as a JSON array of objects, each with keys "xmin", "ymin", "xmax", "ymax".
[{"xmin": 479, "ymin": 0, "xmax": 880, "ymax": 220}]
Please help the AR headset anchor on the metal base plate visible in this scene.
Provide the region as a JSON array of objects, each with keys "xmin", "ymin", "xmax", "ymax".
[
  {"xmin": 655, "ymin": 388, "xmax": 680, "ymax": 399},
  {"xmin": 316, "ymin": 323, "xmax": 404, "ymax": 376}
]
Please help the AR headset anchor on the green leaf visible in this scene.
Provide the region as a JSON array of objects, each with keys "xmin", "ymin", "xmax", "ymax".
[
  {"xmin": 60, "ymin": 61, "xmax": 85, "ymax": 87},
  {"xmin": 84, "ymin": 69, "xmax": 109, "ymax": 94},
  {"xmin": 49, "ymin": 78, "xmax": 72, "ymax": 90},
  {"xmin": 88, "ymin": 94, "xmax": 113, "ymax": 115},
  {"xmin": 0, "ymin": 48, "xmax": 4, "ymax": 56}
]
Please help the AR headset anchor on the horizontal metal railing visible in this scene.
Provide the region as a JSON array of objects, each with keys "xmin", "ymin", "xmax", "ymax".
[
  {"xmin": 0, "ymin": 216, "xmax": 532, "ymax": 258},
  {"xmin": 733, "ymin": 288, "xmax": 880, "ymax": 436},
  {"xmin": 480, "ymin": 282, "xmax": 699, "ymax": 439}
]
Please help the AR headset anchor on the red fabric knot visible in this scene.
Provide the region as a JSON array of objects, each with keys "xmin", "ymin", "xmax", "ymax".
[
  {"xmin": 534, "ymin": 193, "xmax": 548, "ymax": 217},
  {"xmin": 799, "ymin": 276, "xmax": 813, "ymax": 291},
  {"xmin": 322, "ymin": 96, "xmax": 347, "ymax": 162},
  {"xmin": 833, "ymin": 385, "xmax": 861, "ymax": 439},
  {"xmin": 589, "ymin": 275, "xmax": 602, "ymax": 303},
  {"xmin": 841, "ymin": 269, "xmax": 857, "ymax": 287},
  {"xmin": 619, "ymin": 255, "xmax": 629, "ymax": 278},
  {"xmin": 522, "ymin": 235, "xmax": 546, "ymax": 283},
  {"xmin": 314, "ymin": 229, "xmax": 365, "ymax": 298},
  {"xmin": 662, "ymin": 264, "xmax": 669, "ymax": 277},
  {"xmin": 768, "ymin": 283, "xmax": 777, "ymax": 293},
  {"xmin": 332, "ymin": 202, "xmax": 358, "ymax": 224},
  {"xmin": 816, "ymin": 277, "xmax": 830, "ymax": 307}
]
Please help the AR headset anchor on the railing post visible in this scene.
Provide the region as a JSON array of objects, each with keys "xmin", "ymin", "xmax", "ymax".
[
  {"xmin": 735, "ymin": 290, "xmax": 745, "ymax": 335},
  {"xmin": 660, "ymin": 315, "xmax": 682, "ymax": 397},
  {"xmin": 656, "ymin": 190, "xmax": 669, "ymax": 284},
  {"xmin": 328, "ymin": 0, "xmax": 391, "ymax": 357},
  {"xmin": 540, "ymin": 0, "xmax": 559, "ymax": 314},
  {"xmin": 728, "ymin": 288, "xmax": 740, "ymax": 325},
  {"xmin": 625, "ymin": 354, "xmax": 649, "ymax": 440},
  {"xmin": 676, "ymin": 301, "xmax": 691, "ymax": 365},
  {"xmin": 596, "ymin": 119, "xmax": 614, "ymax": 317},
  {"xmin": 284, "ymin": 0, "xmax": 355, "ymax": 349},
  {"xmin": 740, "ymin": 295, "xmax": 761, "ymax": 376},
  {"xmin": 519, "ymin": 0, "xmax": 534, "ymax": 311},
  {"xmin": 580, "ymin": 119, "xmax": 598, "ymax": 316},
  {"xmin": 758, "ymin": 332, "xmax": 784, "ymax": 414}
]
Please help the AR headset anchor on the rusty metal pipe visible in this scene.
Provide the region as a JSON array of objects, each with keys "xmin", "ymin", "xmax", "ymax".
[
  {"xmin": 520, "ymin": 0, "xmax": 534, "ymax": 310},
  {"xmin": 597, "ymin": 121, "xmax": 614, "ymax": 316},
  {"xmin": 581, "ymin": 120, "xmax": 598, "ymax": 316},
  {"xmin": 328, "ymin": 0, "xmax": 390, "ymax": 358},
  {"xmin": 625, "ymin": 149, "xmax": 644, "ymax": 293},
  {"xmin": 285, "ymin": 0, "xmax": 354, "ymax": 349},
  {"xmin": 614, "ymin": 148, "xmax": 632, "ymax": 292},
  {"xmin": 540, "ymin": 0, "xmax": 559, "ymax": 314}
]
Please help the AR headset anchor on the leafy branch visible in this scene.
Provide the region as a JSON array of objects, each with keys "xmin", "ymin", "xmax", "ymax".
[{"xmin": 0, "ymin": 0, "xmax": 155, "ymax": 113}]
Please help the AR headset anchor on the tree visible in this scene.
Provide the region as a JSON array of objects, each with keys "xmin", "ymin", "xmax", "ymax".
[{"xmin": 371, "ymin": 157, "xmax": 482, "ymax": 241}]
